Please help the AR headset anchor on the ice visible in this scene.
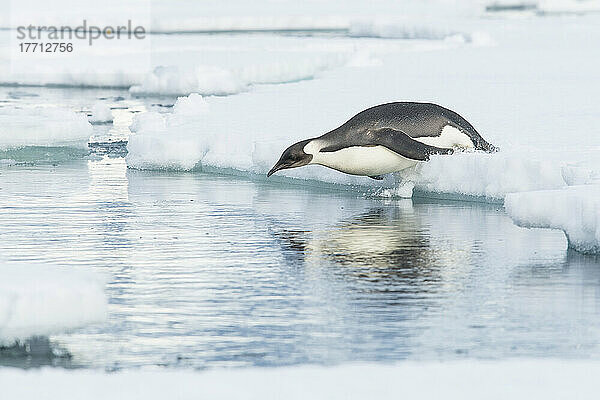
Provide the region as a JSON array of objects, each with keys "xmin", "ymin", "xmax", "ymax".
[
  {"xmin": 89, "ymin": 102, "xmax": 113, "ymax": 123},
  {"xmin": 505, "ymin": 185, "xmax": 600, "ymax": 254},
  {"xmin": 3, "ymin": 360, "xmax": 600, "ymax": 399},
  {"xmin": 1, "ymin": 0, "xmax": 488, "ymax": 93},
  {"xmin": 125, "ymin": 13, "xmax": 600, "ymax": 205},
  {"xmin": 127, "ymin": 92, "xmax": 374, "ymax": 185},
  {"xmin": 486, "ymin": 0, "xmax": 600, "ymax": 14},
  {"xmin": 127, "ymin": 94, "xmax": 210, "ymax": 170},
  {"xmin": 409, "ymin": 151, "xmax": 568, "ymax": 200},
  {"xmin": 374, "ymin": 180, "xmax": 416, "ymax": 199},
  {"xmin": 0, "ymin": 263, "xmax": 107, "ymax": 346},
  {"xmin": 537, "ymin": 0, "xmax": 600, "ymax": 14},
  {"xmin": 347, "ymin": 19, "xmax": 489, "ymax": 44},
  {"xmin": 129, "ymin": 56, "xmax": 343, "ymax": 96},
  {"xmin": 0, "ymin": 106, "xmax": 92, "ymax": 150}
]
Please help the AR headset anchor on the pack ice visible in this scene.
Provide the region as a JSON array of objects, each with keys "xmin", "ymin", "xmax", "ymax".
[{"xmin": 0, "ymin": 264, "xmax": 107, "ymax": 346}]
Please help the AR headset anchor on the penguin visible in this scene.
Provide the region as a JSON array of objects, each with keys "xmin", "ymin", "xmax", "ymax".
[{"xmin": 267, "ymin": 102, "xmax": 496, "ymax": 179}]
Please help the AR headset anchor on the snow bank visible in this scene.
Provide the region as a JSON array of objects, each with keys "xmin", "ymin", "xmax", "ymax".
[
  {"xmin": 0, "ymin": 264, "xmax": 107, "ymax": 346},
  {"xmin": 126, "ymin": 93, "xmax": 597, "ymax": 202},
  {"xmin": 408, "ymin": 151, "xmax": 568, "ymax": 200},
  {"xmin": 89, "ymin": 102, "xmax": 113, "ymax": 124},
  {"xmin": 0, "ymin": 107, "xmax": 92, "ymax": 150},
  {"xmin": 129, "ymin": 56, "xmax": 343, "ymax": 96},
  {"xmin": 2, "ymin": 360, "xmax": 600, "ymax": 399},
  {"xmin": 127, "ymin": 93, "xmax": 372, "ymax": 187},
  {"xmin": 505, "ymin": 185, "xmax": 600, "ymax": 254},
  {"xmin": 122, "ymin": 13, "xmax": 600, "ymax": 200}
]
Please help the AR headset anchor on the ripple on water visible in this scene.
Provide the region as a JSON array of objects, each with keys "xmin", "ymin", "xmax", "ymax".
[{"xmin": 1, "ymin": 157, "xmax": 599, "ymax": 369}]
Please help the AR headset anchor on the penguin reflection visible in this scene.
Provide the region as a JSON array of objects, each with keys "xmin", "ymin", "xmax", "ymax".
[{"xmin": 272, "ymin": 205, "xmax": 441, "ymax": 287}]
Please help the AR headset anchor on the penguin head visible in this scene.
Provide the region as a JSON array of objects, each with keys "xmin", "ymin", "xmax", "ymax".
[{"xmin": 267, "ymin": 139, "xmax": 313, "ymax": 177}]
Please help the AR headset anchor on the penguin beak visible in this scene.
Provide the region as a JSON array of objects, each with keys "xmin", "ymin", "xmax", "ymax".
[
  {"xmin": 267, "ymin": 161, "xmax": 287, "ymax": 177},
  {"xmin": 267, "ymin": 164, "xmax": 281, "ymax": 178},
  {"xmin": 267, "ymin": 157, "xmax": 311, "ymax": 177},
  {"xmin": 267, "ymin": 147, "xmax": 312, "ymax": 178}
]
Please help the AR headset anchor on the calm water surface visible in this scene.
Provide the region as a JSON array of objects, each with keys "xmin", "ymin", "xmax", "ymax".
[{"xmin": 1, "ymin": 157, "xmax": 600, "ymax": 370}]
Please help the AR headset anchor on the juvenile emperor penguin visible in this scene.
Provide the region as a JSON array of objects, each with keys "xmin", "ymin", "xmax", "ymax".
[{"xmin": 267, "ymin": 102, "xmax": 496, "ymax": 180}]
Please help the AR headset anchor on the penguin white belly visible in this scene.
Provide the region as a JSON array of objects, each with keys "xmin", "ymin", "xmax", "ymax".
[
  {"xmin": 414, "ymin": 125, "xmax": 474, "ymax": 149},
  {"xmin": 311, "ymin": 146, "xmax": 418, "ymax": 176}
]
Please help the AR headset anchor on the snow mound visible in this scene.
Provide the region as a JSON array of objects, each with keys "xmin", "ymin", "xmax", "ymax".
[
  {"xmin": 0, "ymin": 107, "xmax": 92, "ymax": 150},
  {"xmin": 505, "ymin": 185, "xmax": 600, "ymax": 254},
  {"xmin": 0, "ymin": 264, "xmax": 108, "ymax": 346},
  {"xmin": 408, "ymin": 151, "xmax": 567, "ymax": 200},
  {"xmin": 130, "ymin": 66, "xmax": 244, "ymax": 97},
  {"xmin": 3, "ymin": 360, "xmax": 600, "ymax": 399},
  {"xmin": 89, "ymin": 102, "xmax": 113, "ymax": 123}
]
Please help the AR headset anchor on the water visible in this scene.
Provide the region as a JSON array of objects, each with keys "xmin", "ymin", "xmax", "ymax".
[{"xmin": 1, "ymin": 156, "xmax": 600, "ymax": 370}]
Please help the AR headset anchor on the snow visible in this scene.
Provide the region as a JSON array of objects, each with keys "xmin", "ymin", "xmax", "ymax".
[
  {"xmin": 126, "ymin": 90, "xmax": 591, "ymax": 199},
  {"xmin": 89, "ymin": 102, "xmax": 113, "ymax": 123},
  {"xmin": 126, "ymin": 92, "xmax": 377, "ymax": 183},
  {"xmin": 0, "ymin": 106, "xmax": 92, "ymax": 150},
  {"xmin": 347, "ymin": 19, "xmax": 492, "ymax": 45},
  {"xmin": 505, "ymin": 185, "xmax": 600, "ymax": 254},
  {"xmin": 5, "ymin": 0, "xmax": 599, "ymax": 35},
  {"xmin": 1, "ymin": 0, "xmax": 489, "ymax": 92},
  {"xmin": 408, "ymin": 150, "xmax": 570, "ymax": 200},
  {"xmin": 0, "ymin": 32, "xmax": 353, "ymax": 94},
  {"xmin": 0, "ymin": 264, "xmax": 108, "ymax": 346},
  {"xmin": 125, "ymin": 14, "xmax": 600, "ymax": 203},
  {"xmin": 2, "ymin": 360, "xmax": 600, "ymax": 399},
  {"xmin": 129, "ymin": 56, "xmax": 344, "ymax": 96},
  {"xmin": 537, "ymin": 0, "xmax": 600, "ymax": 14}
]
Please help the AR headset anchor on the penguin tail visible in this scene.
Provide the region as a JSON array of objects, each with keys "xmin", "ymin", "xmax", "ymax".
[{"xmin": 479, "ymin": 139, "xmax": 499, "ymax": 153}]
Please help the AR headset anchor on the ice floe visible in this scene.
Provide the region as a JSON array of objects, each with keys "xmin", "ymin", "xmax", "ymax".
[
  {"xmin": 505, "ymin": 185, "xmax": 600, "ymax": 254},
  {"xmin": 126, "ymin": 89, "xmax": 600, "ymax": 201},
  {"xmin": 126, "ymin": 92, "xmax": 373, "ymax": 185},
  {"xmin": 89, "ymin": 102, "xmax": 113, "ymax": 124},
  {"xmin": 0, "ymin": 106, "xmax": 92, "ymax": 150},
  {"xmin": 0, "ymin": 264, "xmax": 107, "ymax": 346},
  {"xmin": 124, "ymin": 10, "xmax": 600, "ymax": 210}
]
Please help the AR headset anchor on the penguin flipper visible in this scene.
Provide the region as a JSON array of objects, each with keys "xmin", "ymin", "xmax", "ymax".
[
  {"xmin": 366, "ymin": 128, "xmax": 453, "ymax": 161},
  {"xmin": 320, "ymin": 128, "xmax": 453, "ymax": 161}
]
